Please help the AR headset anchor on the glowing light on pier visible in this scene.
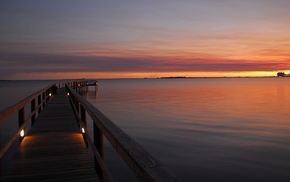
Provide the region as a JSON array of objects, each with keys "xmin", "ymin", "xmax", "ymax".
[
  {"xmin": 20, "ymin": 129, "xmax": 25, "ymax": 137},
  {"xmin": 67, "ymin": 93, "xmax": 70, "ymax": 96},
  {"xmin": 81, "ymin": 127, "xmax": 85, "ymax": 134},
  {"xmin": 49, "ymin": 93, "xmax": 52, "ymax": 97}
]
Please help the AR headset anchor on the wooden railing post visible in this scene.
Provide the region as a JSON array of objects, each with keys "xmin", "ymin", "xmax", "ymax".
[
  {"xmin": 75, "ymin": 100, "xmax": 80, "ymax": 114},
  {"xmin": 42, "ymin": 92, "xmax": 46, "ymax": 108},
  {"xmin": 94, "ymin": 123, "xmax": 104, "ymax": 179},
  {"xmin": 0, "ymin": 83, "xmax": 56, "ymax": 170},
  {"xmin": 81, "ymin": 105, "xmax": 86, "ymax": 127},
  {"xmin": 18, "ymin": 107, "xmax": 25, "ymax": 143},
  {"xmin": 65, "ymin": 84, "xmax": 180, "ymax": 181},
  {"xmin": 38, "ymin": 94, "xmax": 42, "ymax": 114},
  {"xmin": 46, "ymin": 90, "xmax": 50, "ymax": 102},
  {"xmin": 31, "ymin": 99, "xmax": 36, "ymax": 125},
  {"xmin": 80, "ymin": 105, "xmax": 88, "ymax": 147}
]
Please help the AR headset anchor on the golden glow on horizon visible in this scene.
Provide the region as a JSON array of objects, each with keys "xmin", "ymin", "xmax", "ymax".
[{"xmin": 12, "ymin": 70, "xmax": 290, "ymax": 80}]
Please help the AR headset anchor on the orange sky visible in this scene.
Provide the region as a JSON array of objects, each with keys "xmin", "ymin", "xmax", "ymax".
[{"xmin": 1, "ymin": 1, "xmax": 290, "ymax": 79}]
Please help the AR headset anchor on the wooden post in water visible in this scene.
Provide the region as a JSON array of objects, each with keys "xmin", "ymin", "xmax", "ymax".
[
  {"xmin": 95, "ymin": 81, "xmax": 98, "ymax": 97},
  {"xmin": 31, "ymin": 99, "xmax": 36, "ymax": 125},
  {"xmin": 86, "ymin": 81, "xmax": 88, "ymax": 93},
  {"xmin": 18, "ymin": 107, "xmax": 25, "ymax": 143},
  {"xmin": 94, "ymin": 123, "xmax": 104, "ymax": 180}
]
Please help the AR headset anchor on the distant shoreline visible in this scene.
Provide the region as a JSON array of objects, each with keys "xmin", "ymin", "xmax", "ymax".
[
  {"xmin": 157, "ymin": 76, "xmax": 279, "ymax": 79},
  {"xmin": 2, "ymin": 76, "xmax": 289, "ymax": 82}
]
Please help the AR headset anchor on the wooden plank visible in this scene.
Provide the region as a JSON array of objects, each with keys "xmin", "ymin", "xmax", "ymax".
[{"xmin": 0, "ymin": 88, "xmax": 100, "ymax": 182}]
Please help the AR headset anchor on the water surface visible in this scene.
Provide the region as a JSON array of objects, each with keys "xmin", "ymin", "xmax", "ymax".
[
  {"xmin": 1, "ymin": 78, "xmax": 290, "ymax": 181},
  {"xmin": 84, "ymin": 78, "xmax": 290, "ymax": 182}
]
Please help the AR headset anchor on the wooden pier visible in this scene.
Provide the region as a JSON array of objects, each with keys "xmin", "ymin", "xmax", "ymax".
[
  {"xmin": 0, "ymin": 81, "xmax": 179, "ymax": 182},
  {"xmin": 0, "ymin": 88, "xmax": 99, "ymax": 181}
]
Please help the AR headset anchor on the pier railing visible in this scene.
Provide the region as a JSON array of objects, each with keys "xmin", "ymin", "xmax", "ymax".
[
  {"xmin": 66, "ymin": 84, "xmax": 179, "ymax": 182},
  {"xmin": 0, "ymin": 84, "xmax": 56, "ymax": 174},
  {"xmin": 0, "ymin": 81, "xmax": 179, "ymax": 181}
]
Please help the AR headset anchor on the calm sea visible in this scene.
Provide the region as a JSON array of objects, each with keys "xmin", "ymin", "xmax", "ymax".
[{"xmin": 1, "ymin": 78, "xmax": 290, "ymax": 182}]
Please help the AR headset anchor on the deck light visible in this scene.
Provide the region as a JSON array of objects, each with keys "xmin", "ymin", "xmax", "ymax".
[
  {"xmin": 49, "ymin": 93, "xmax": 52, "ymax": 96},
  {"xmin": 67, "ymin": 92, "xmax": 70, "ymax": 96},
  {"xmin": 81, "ymin": 127, "xmax": 85, "ymax": 134},
  {"xmin": 20, "ymin": 129, "xmax": 25, "ymax": 137}
]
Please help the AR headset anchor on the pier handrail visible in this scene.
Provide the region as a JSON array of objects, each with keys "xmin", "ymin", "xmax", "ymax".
[
  {"xmin": 66, "ymin": 84, "xmax": 179, "ymax": 182},
  {"xmin": 0, "ymin": 84, "xmax": 55, "ymax": 123},
  {"xmin": 0, "ymin": 84, "xmax": 56, "ymax": 160},
  {"xmin": 68, "ymin": 90, "xmax": 114, "ymax": 182}
]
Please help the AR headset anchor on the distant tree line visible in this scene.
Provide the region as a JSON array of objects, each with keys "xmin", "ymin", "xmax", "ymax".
[{"xmin": 277, "ymin": 72, "xmax": 290, "ymax": 77}]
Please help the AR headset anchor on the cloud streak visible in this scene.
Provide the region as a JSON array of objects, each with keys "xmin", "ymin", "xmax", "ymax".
[{"xmin": 1, "ymin": 51, "xmax": 290, "ymax": 79}]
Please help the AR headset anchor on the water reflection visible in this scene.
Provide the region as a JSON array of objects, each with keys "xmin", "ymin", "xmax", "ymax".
[
  {"xmin": 85, "ymin": 78, "xmax": 290, "ymax": 182},
  {"xmin": 80, "ymin": 85, "xmax": 98, "ymax": 101}
]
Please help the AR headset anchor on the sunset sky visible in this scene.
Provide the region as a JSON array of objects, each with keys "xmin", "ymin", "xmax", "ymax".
[{"xmin": 1, "ymin": 0, "xmax": 290, "ymax": 79}]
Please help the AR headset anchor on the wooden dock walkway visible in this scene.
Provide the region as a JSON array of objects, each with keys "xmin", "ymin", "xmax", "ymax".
[
  {"xmin": 1, "ymin": 81, "xmax": 179, "ymax": 181},
  {"xmin": 0, "ymin": 88, "xmax": 100, "ymax": 182}
]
